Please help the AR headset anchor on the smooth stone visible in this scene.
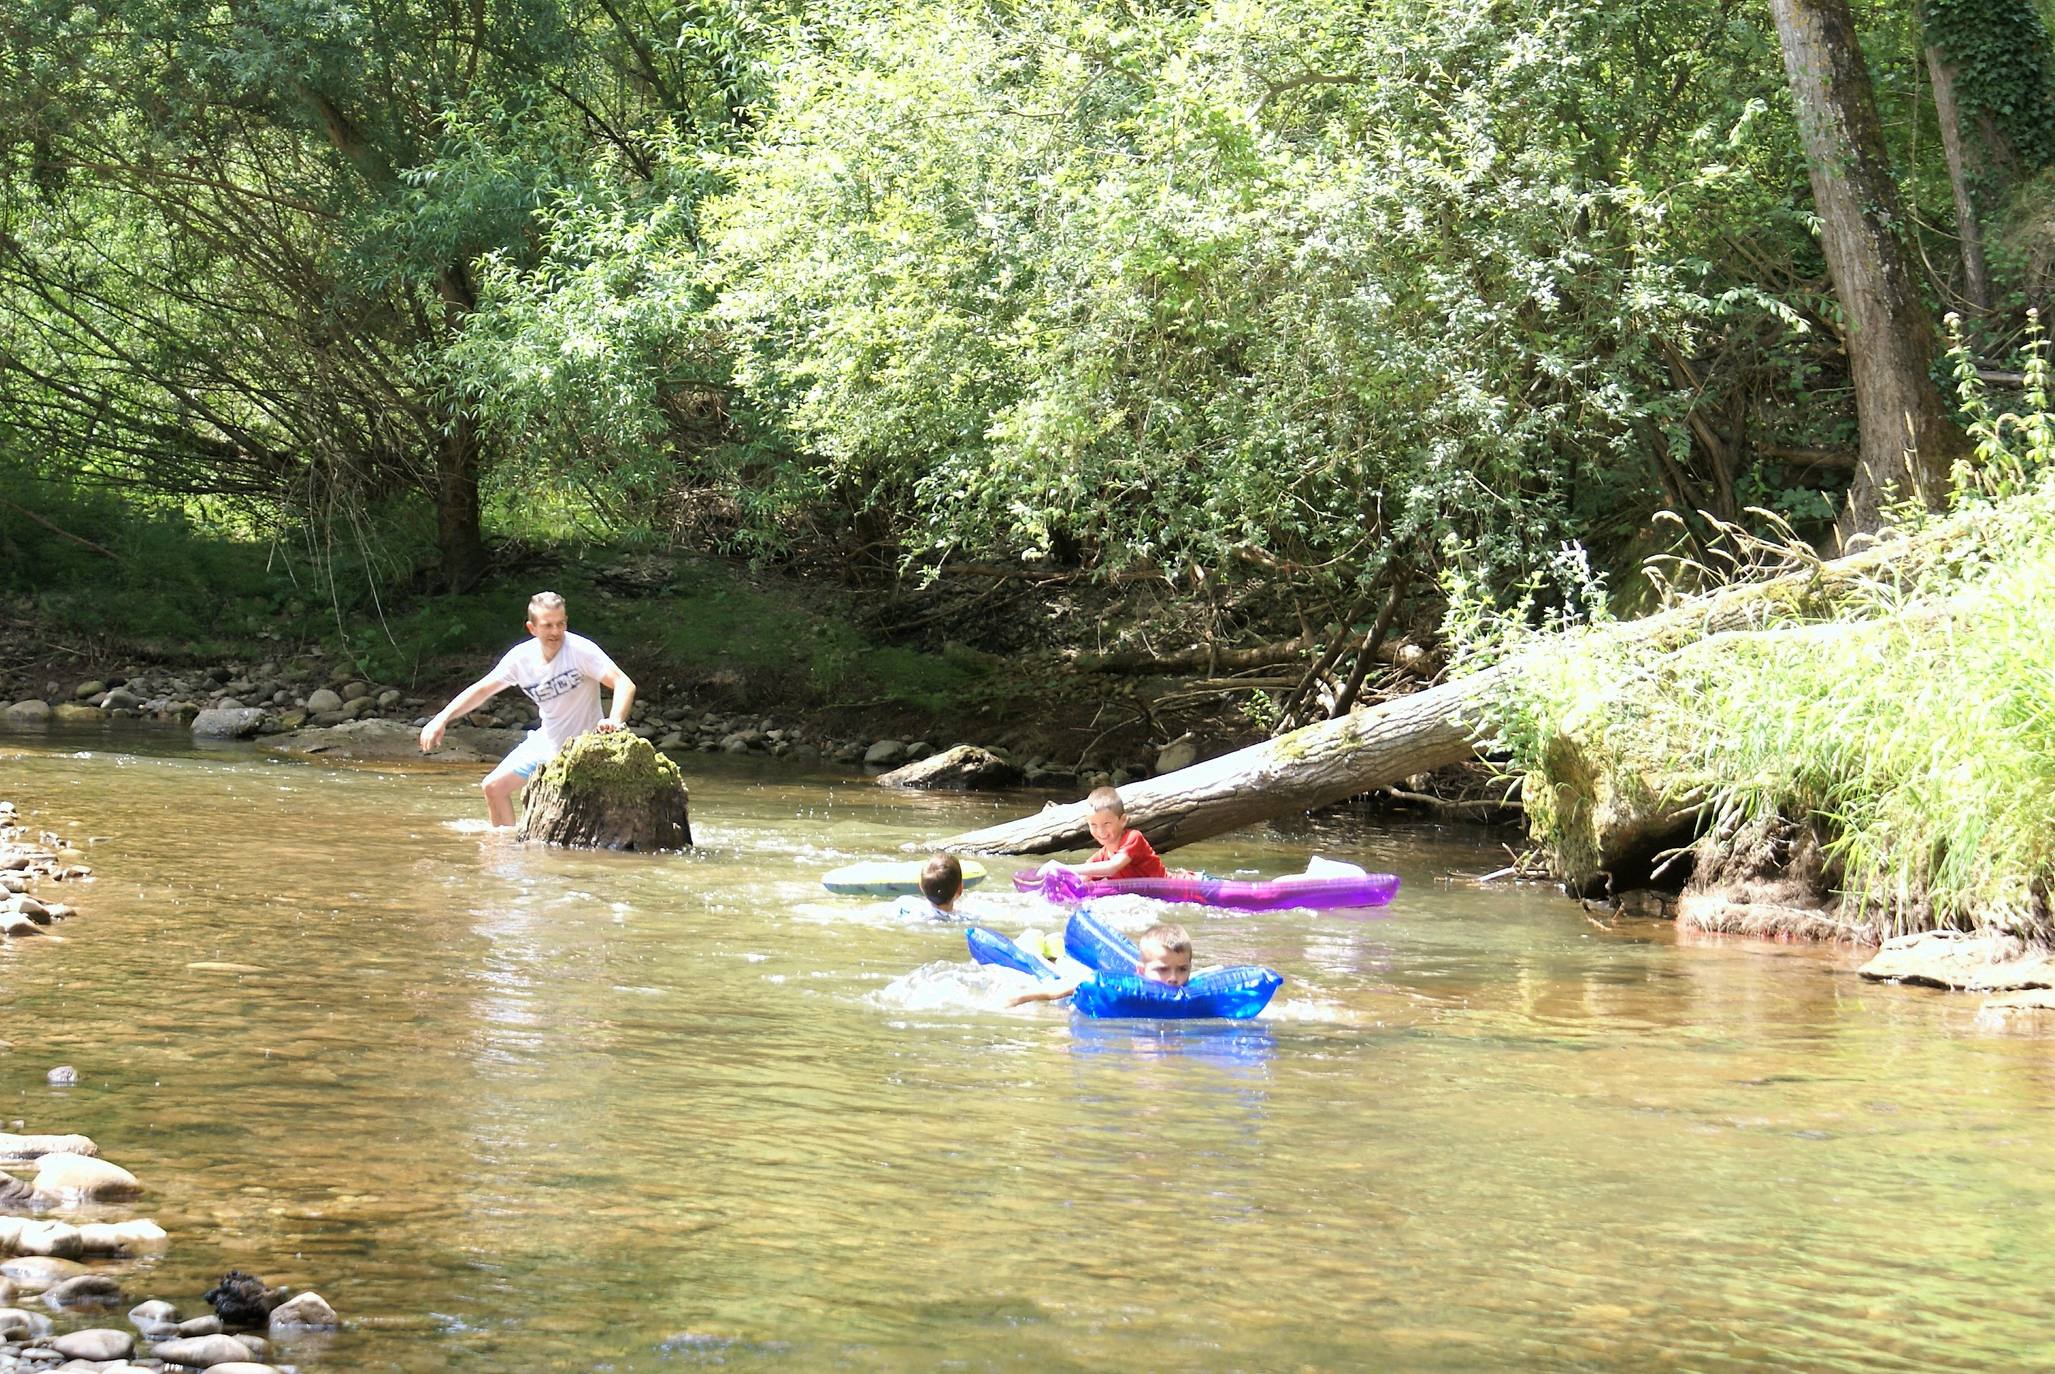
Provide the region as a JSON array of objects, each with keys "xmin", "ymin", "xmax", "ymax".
[
  {"xmin": 75, "ymin": 1221, "xmax": 166, "ymax": 1257},
  {"xmin": 70, "ymin": 682, "xmax": 104, "ymax": 701},
  {"xmin": 0, "ymin": 1221, "xmax": 83, "ymax": 1260},
  {"xmin": 10, "ymin": 896, "xmax": 50, "ymax": 924},
  {"xmin": 174, "ymin": 1316, "xmax": 222, "ymax": 1337},
  {"xmin": 874, "ymin": 744, "xmax": 1023, "ymax": 791},
  {"xmin": 339, "ymin": 682, "xmax": 371, "ymax": 702},
  {"xmin": 33, "ymin": 1154, "xmax": 139, "ymax": 1202},
  {"xmin": 151, "ymin": 1334, "xmax": 253, "ymax": 1367},
  {"xmin": 0, "ymin": 1306, "xmax": 53, "ymax": 1338},
  {"xmin": 0, "ymin": 1136, "xmax": 97, "ymax": 1163},
  {"xmin": 1, "ymin": 702, "xmax": 51, "ymax": 724},
  {"xmin": 265, "ymin": 1291, "xmax": 337, "ymax": 1332},
  {"xmin": 40, "ymin": 1274, "xmax": 124, "ymax": 1309},
  {"xmin": 1857, "ymin": 931, "xmax": 2055, "ymax": 991},
  {"xmin": 214, "ymin": 697, "xmax": 245, "ymax": 711},
  {"xmin": 127, "ymin": 1300, "xmax": 179, "ymax": 1330},
  {"xmin": 0, "ymin": 913, "xmax": 41, "ymax": 938},
  {"xmin": 301, "ymin": 689, "xmax": 343, "ymax": 714},
  {"xmin": 47, "ymin": 705, "xmax": 104, "ymax": 723},
  {"xmin": 50, "ymin": 1330, "xmax": 132, "ymax": 1361},
  {"xmin": 862, "ymin": 739, "xmax": 909, "ymax": 768},
  {"xmin": 40, "ymin": 1068, "xmax": 74, "ymax": 1088},
  {"xmin": 0, "ymin": 1257, "xmax": 87, "ymax": 1288},
  {"xmin": 189, "ymin": 709, "xmax": 266, "ymax": 740}
]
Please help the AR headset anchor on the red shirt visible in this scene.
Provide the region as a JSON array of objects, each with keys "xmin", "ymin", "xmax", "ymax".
[{"xmin": 1090, "ymin": 828, "xmax": 1168, "ymax": 880}]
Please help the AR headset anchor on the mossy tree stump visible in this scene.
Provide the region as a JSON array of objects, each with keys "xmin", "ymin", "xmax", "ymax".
[{"xmin": 517, "ymin": 732, "xmax": 692, "ymax": 850}]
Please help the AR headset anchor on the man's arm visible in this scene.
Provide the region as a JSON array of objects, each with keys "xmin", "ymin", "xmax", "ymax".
[
  {"xmin": 596, "ymin": 666, "xmax": 636, "ymax": 733},
  {"xmin": 419, "ymin": 673, "xmax": 507, "ymax": 752}
]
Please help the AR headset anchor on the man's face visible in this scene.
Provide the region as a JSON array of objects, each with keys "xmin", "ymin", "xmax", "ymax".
[
  {"xmin": 1087, "ymin": 810, "xmax": 1125, "ymax": 849},
  {"xmin": 527, "ymin": 607, "xmax": 568, "ymax": 653},
  {"xmin": 1136, "ymin": 939, "xmax": 1192, "ymax": 988}
]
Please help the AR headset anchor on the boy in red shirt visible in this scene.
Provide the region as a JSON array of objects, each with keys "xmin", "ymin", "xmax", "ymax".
[{"xmin": 1057, "ymin": 785, "xmax": 1169, "ymax": 880}]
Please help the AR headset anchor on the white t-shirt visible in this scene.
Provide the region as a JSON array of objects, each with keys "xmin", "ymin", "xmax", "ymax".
[{"xmin": 488, "ymin": 632, "xmax": 620, "ymax": 749}]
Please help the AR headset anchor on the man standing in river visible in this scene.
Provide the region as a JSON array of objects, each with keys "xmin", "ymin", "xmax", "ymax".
[{"xmin": 417, "ymin": 591, "xmax": 637, "ymax": 826}]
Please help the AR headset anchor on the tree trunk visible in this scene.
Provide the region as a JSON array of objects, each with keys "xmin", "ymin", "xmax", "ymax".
[
  {"xmin": 517, "ymin": 733, "xmax": 693, "ymax": 850},
  {"xmin": 435, "ymin": 411, "xmax": 489, "ymax": 594},
  {"xmin": 936, "ymin": 672, "xmax": 1498, "ymax": 856},
  {"xmin": 1925, "ymin": 41, "xmax": 1992, "ymax": 313},
  {"xmin": 929, "ymin": 516, "xmax": 1982, "ymax": 858},
  {"xmin": 1766, "ymin": 0, "xmax": 1970, "ymax": 541}
]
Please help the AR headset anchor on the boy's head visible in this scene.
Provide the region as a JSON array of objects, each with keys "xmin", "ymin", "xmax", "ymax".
[
  {"xmin": 1085, "ymin": 785, "xmax": 1128, "ymax": 850},
  {"xmin": 1135, "ymin": 922, "xmax": 1192, "ymax": 987},
  {"xmin": 526, "ymin": 591, "xmax": 568, "ymax": 650},
  {"xmin": 919, "ymin": 853, "xmax": 964, "ymax": 908}
]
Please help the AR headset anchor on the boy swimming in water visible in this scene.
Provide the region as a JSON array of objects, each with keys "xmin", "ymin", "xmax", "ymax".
[
  {"xmin": 1006, "ymin": 922, "xmax": 1192, "ymax": 1007},
  {"xmin": 1046, "ymin": 786, "xmax": 1169, "ymax": 881},
  {"xmin": 903, "ymin": 853, "xmax": 964, "ymax": 920}
]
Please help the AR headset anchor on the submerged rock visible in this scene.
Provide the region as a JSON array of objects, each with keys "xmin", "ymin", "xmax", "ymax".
[
  {"xmin": 0, "ymin": 1254, "xmax": 88, "ymax": 1288},
  {"xmin": 40, "ymin": 1272, "xmax": 125, "ymax": 1309}
]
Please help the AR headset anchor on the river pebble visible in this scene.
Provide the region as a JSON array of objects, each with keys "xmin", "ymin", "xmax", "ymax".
[
  {"xmin": 39, "ymin": 1274, "xmax": 123, "ymax": 1310},
  {"xmin": 50, "ymin": 1328, "xmax": 133, "ymax": 1361},
  {"xmin": 266, "ymin": 1291, "xmax": 337, "ymax": 1332},
  {"xmin": 151, "ymin": 1333, "xmax": 255, "ymax": 1367},
  {"xmin": 32, "ymin": 1154, "xmax": 138, "ymax": 1203}
]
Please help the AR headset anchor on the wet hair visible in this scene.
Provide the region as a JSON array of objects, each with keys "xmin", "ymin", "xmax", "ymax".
[
  {"xmin": 1085, "ymin": 785, "xmax": 1125, "ymax": 816},
  {"xmin": 527, "ymin": 590, "xmax": 567, "ymax": 621},
  {"xmin": 1137, "ymin": 923, "xmax": 1191, "ymax": 957},
  {"xmin": 919, "ymin": 853, "xmax": 964, "ymax": 906}
]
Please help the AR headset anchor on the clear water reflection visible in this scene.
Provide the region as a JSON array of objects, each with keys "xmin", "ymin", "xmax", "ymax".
[{"xmin": 2, "ymin": 728, "xmax": 2053, "ymax": 1372}]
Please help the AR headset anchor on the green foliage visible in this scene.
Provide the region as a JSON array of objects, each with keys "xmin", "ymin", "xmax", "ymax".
[
  {"xmin": 701, "ymin": 0, "xmax": 1836, "ymax": 594},
  {"xmin": 1923, "ymin": 0, "xmax": 2055, "ymax": 170},
  {"xmin": 1949, "ymin": 308, "xmax": 2055, "ymax": 499},
  {"xmin": 1491, "ymin": 375, "xmax": 2055, "ymax": 937}
]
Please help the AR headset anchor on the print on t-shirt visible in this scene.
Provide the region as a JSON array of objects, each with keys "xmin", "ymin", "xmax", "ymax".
[{"xmin": 528, "ymin": 664, "xmax": 583, "ymax": 705}]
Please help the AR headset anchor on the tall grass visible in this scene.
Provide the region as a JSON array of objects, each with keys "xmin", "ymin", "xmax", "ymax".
[{"xmin": 1495, "ymin": 333, "xmax": 2055, "ymax": 939}]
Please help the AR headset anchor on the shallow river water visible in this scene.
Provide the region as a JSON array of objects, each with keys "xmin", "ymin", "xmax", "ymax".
[{"xmin": 3, "ymin": 728, "xmax": 2054, "ymax": 1372}]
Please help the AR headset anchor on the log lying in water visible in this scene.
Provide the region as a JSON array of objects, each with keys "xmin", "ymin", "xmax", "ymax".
[
  {"xmin": 932, "ymin": 518, "xmax": 1969, "ymax": 860},
  {"xmin": 931, "ymin": 670, "xmax": 1499, "ymax": 856},
  {"xmin": 517, "ymin": 733, "xmax": 692, "ymax": 850}
]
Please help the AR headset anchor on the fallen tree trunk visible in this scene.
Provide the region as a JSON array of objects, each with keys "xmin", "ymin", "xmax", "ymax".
[
  {"xmin": 931, "ymin": 515, "xmax": 1980, "ymax": 858},
  {"xmin": 930, "ymin": 668, "xmax": 1500, "ymax": 856}
]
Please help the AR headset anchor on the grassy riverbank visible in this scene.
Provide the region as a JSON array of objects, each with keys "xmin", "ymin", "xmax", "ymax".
[
  {"xmin": 1495, "ymin": 473, "xmax": 2055, "ymax": 944},
  {"xmin": 0, "ymin": 474, "xmax": 1239, "ymax": 768}
]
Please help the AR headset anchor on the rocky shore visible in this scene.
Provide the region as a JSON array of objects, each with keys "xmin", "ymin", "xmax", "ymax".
[
  {"xmin": 1, "ymin": 806, "xmax": 340, "ymax": 1374},
  {"xmin": 1, "ymin": 658, "xmax": 1177, "ymax": 791}
]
